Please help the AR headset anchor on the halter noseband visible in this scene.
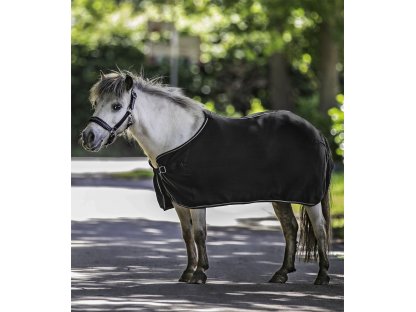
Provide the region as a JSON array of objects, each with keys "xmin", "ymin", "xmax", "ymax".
[{"xmin": 89, "ymin": 90, "xmax": 137, "ymax": 146}]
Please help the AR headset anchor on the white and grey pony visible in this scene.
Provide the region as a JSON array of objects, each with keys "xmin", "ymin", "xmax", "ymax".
[{"xmin": 81, "ymin": 70, "xmax": 332, "ymax": 285}]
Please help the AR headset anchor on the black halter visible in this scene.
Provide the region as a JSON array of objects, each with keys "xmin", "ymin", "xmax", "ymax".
[{"xmin": 89, "ymin": 90, "xmax": 137, "ymax": 146}]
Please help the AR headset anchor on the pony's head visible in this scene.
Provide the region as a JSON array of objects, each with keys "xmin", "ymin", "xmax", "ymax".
[{"xmin": 81, "ymin": 71, "xmax": 136, "ymax": 152}]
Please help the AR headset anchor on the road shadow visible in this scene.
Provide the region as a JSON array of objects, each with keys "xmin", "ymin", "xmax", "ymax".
[{"xmin": 72, "ymin": 218, "xmax": 343, "ymax": 311}]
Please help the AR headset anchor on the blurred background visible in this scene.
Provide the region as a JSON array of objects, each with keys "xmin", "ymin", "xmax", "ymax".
[{"xmin": 72, "ymin": 0, "xmax": 344, "ymax": 161}]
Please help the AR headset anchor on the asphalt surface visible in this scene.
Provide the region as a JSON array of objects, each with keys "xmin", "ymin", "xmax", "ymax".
[{"xmin": 71, "ymin": 159, "xmax": 344, "ymax": 311}]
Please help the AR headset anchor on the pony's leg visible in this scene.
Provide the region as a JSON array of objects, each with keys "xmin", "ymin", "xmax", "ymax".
[
  {"xmin": 305, "ymin": 203, "xmax": 330, "ymax": 285},
  {"xmin": 189, "ymin": 208, "xmax": 209, "ymax": 284},
  {"xmin": 174, "ymin": 203, "xmax": 197, "ymax": 282},
  {"xmin": 269, "ymin": 202, "xmax": 298, "ymax": 283}
]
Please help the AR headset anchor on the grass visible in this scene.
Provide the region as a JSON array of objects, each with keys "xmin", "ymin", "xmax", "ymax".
[
  {"xmin": 329, "ymin": 172, "xmax": 344, "ymax": 240},
  {"xmin": 329, "ymin": 172, "xmax": 344, "ymax": 239},
  {"xmin": 330, "ymin": 172, "xmax": 344, "ymax": 217},
  {"xmin": 110, "ymin": 169, "xmax": 154, "ymax": 180}
]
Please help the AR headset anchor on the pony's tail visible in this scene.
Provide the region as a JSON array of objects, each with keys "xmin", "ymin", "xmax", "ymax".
[{"xmin": 299, "ymin": 137, "xmax": 333, "ymax": 262}]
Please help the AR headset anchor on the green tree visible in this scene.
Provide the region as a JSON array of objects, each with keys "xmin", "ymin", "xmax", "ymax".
[{"xmin": 71, "ymin": 0, "xmax": 343, "ymax": 158}]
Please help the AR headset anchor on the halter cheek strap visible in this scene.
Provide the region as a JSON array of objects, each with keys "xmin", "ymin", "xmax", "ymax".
[{"xmin": 89, "ymin": 90, "xmax": 137, "ymax": 146}]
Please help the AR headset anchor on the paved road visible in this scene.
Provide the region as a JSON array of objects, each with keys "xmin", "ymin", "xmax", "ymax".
[
  {"xmin": 72, "ymin": 160, "xmax": 344, "ymax": 311},
  {"xmin": 72, "ymin": 157, "xmax": 150, "ymax": 174}
]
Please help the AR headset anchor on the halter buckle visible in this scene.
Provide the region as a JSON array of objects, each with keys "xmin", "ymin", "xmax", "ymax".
[
  {"xmin": 106, "ymin": 131, "xmax": 116, "ymax": 146},
  {"xmin": 159, "ymin": 166, "xmax": 166, "ymax": 174},
  {"xmin": 126, "ymin": 114, "xmax": 133, "ymax": 128}
]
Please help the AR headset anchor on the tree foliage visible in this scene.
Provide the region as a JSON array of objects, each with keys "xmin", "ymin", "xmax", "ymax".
[{"xmin": 72, "ymin": 0, "xmax": 343, "ymax": 158}]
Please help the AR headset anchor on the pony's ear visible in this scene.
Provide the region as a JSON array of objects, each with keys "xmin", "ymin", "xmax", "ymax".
[
  {"xmin": 125, "ymin": 74, "xmax": 134, "ymax": 91},
  {"xmin": 99, "ymin": 70, "xmax": 105, "ymax": 80}
]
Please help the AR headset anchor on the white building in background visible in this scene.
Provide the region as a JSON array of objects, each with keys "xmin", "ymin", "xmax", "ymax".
[{"xmin": 144, "ymin": 21, "xmax": 200, "ymax": 86}]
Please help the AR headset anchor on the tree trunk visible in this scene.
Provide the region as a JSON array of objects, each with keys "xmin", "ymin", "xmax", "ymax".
[
  {"xmin": 269, "ymin": 52, "xmax": 294, "ymax": 111},
  {"xmin": 318, "ymin": 22, "xmax": 339, "ymax": 115}
]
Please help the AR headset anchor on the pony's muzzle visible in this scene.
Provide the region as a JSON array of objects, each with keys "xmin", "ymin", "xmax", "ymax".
[
  {"xmin": 82, "ymin": 129, "xmax": 95, "ymax": 144},
  {"xmin": 81, "ymin": 128, "xmax": 102, "ymax": 151}
]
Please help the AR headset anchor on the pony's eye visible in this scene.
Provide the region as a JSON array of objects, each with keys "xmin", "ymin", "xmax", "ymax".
[{"xmin": 112, "ymin": 103, "xmax": 122, "ymax": 111}]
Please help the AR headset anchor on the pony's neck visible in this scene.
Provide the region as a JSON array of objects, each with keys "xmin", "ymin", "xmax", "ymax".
[{"xmin": 128, "ymin": 88, "xmax": 205, "ymax": 167}]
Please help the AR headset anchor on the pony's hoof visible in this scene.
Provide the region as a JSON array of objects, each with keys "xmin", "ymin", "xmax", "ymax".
[
  {"xmin": 178, "ymin": 270, "xmax": 194, "ymax": 283},
  {"xmin": 269, "ymin": 273, "xmax": 288, "ymax": 284},
  {"xmin": 314, "ymin": 274, "xmax": 330, "ymax": 285},
  {"xmin": 189, "ymin": 270, "xmax": 207, "ymax": 284}
]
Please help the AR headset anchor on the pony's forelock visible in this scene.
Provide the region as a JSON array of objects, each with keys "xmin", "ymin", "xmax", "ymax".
[
  {"xmin": 89, "ymin": 70, "xmax": 132, "ymax": 107},
  {"xmin": 89, "ymin": 69, "xmax": 201, "ymax": 110}
]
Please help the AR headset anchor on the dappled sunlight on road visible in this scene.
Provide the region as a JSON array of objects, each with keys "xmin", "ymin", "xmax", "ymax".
[
  {"xmin": 72, "ymin": 263, "xmax": 343, "ymax": 311},
  {"xmin": 72, "ymin": 218, "xmax": 344, "ymax": 311}
]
